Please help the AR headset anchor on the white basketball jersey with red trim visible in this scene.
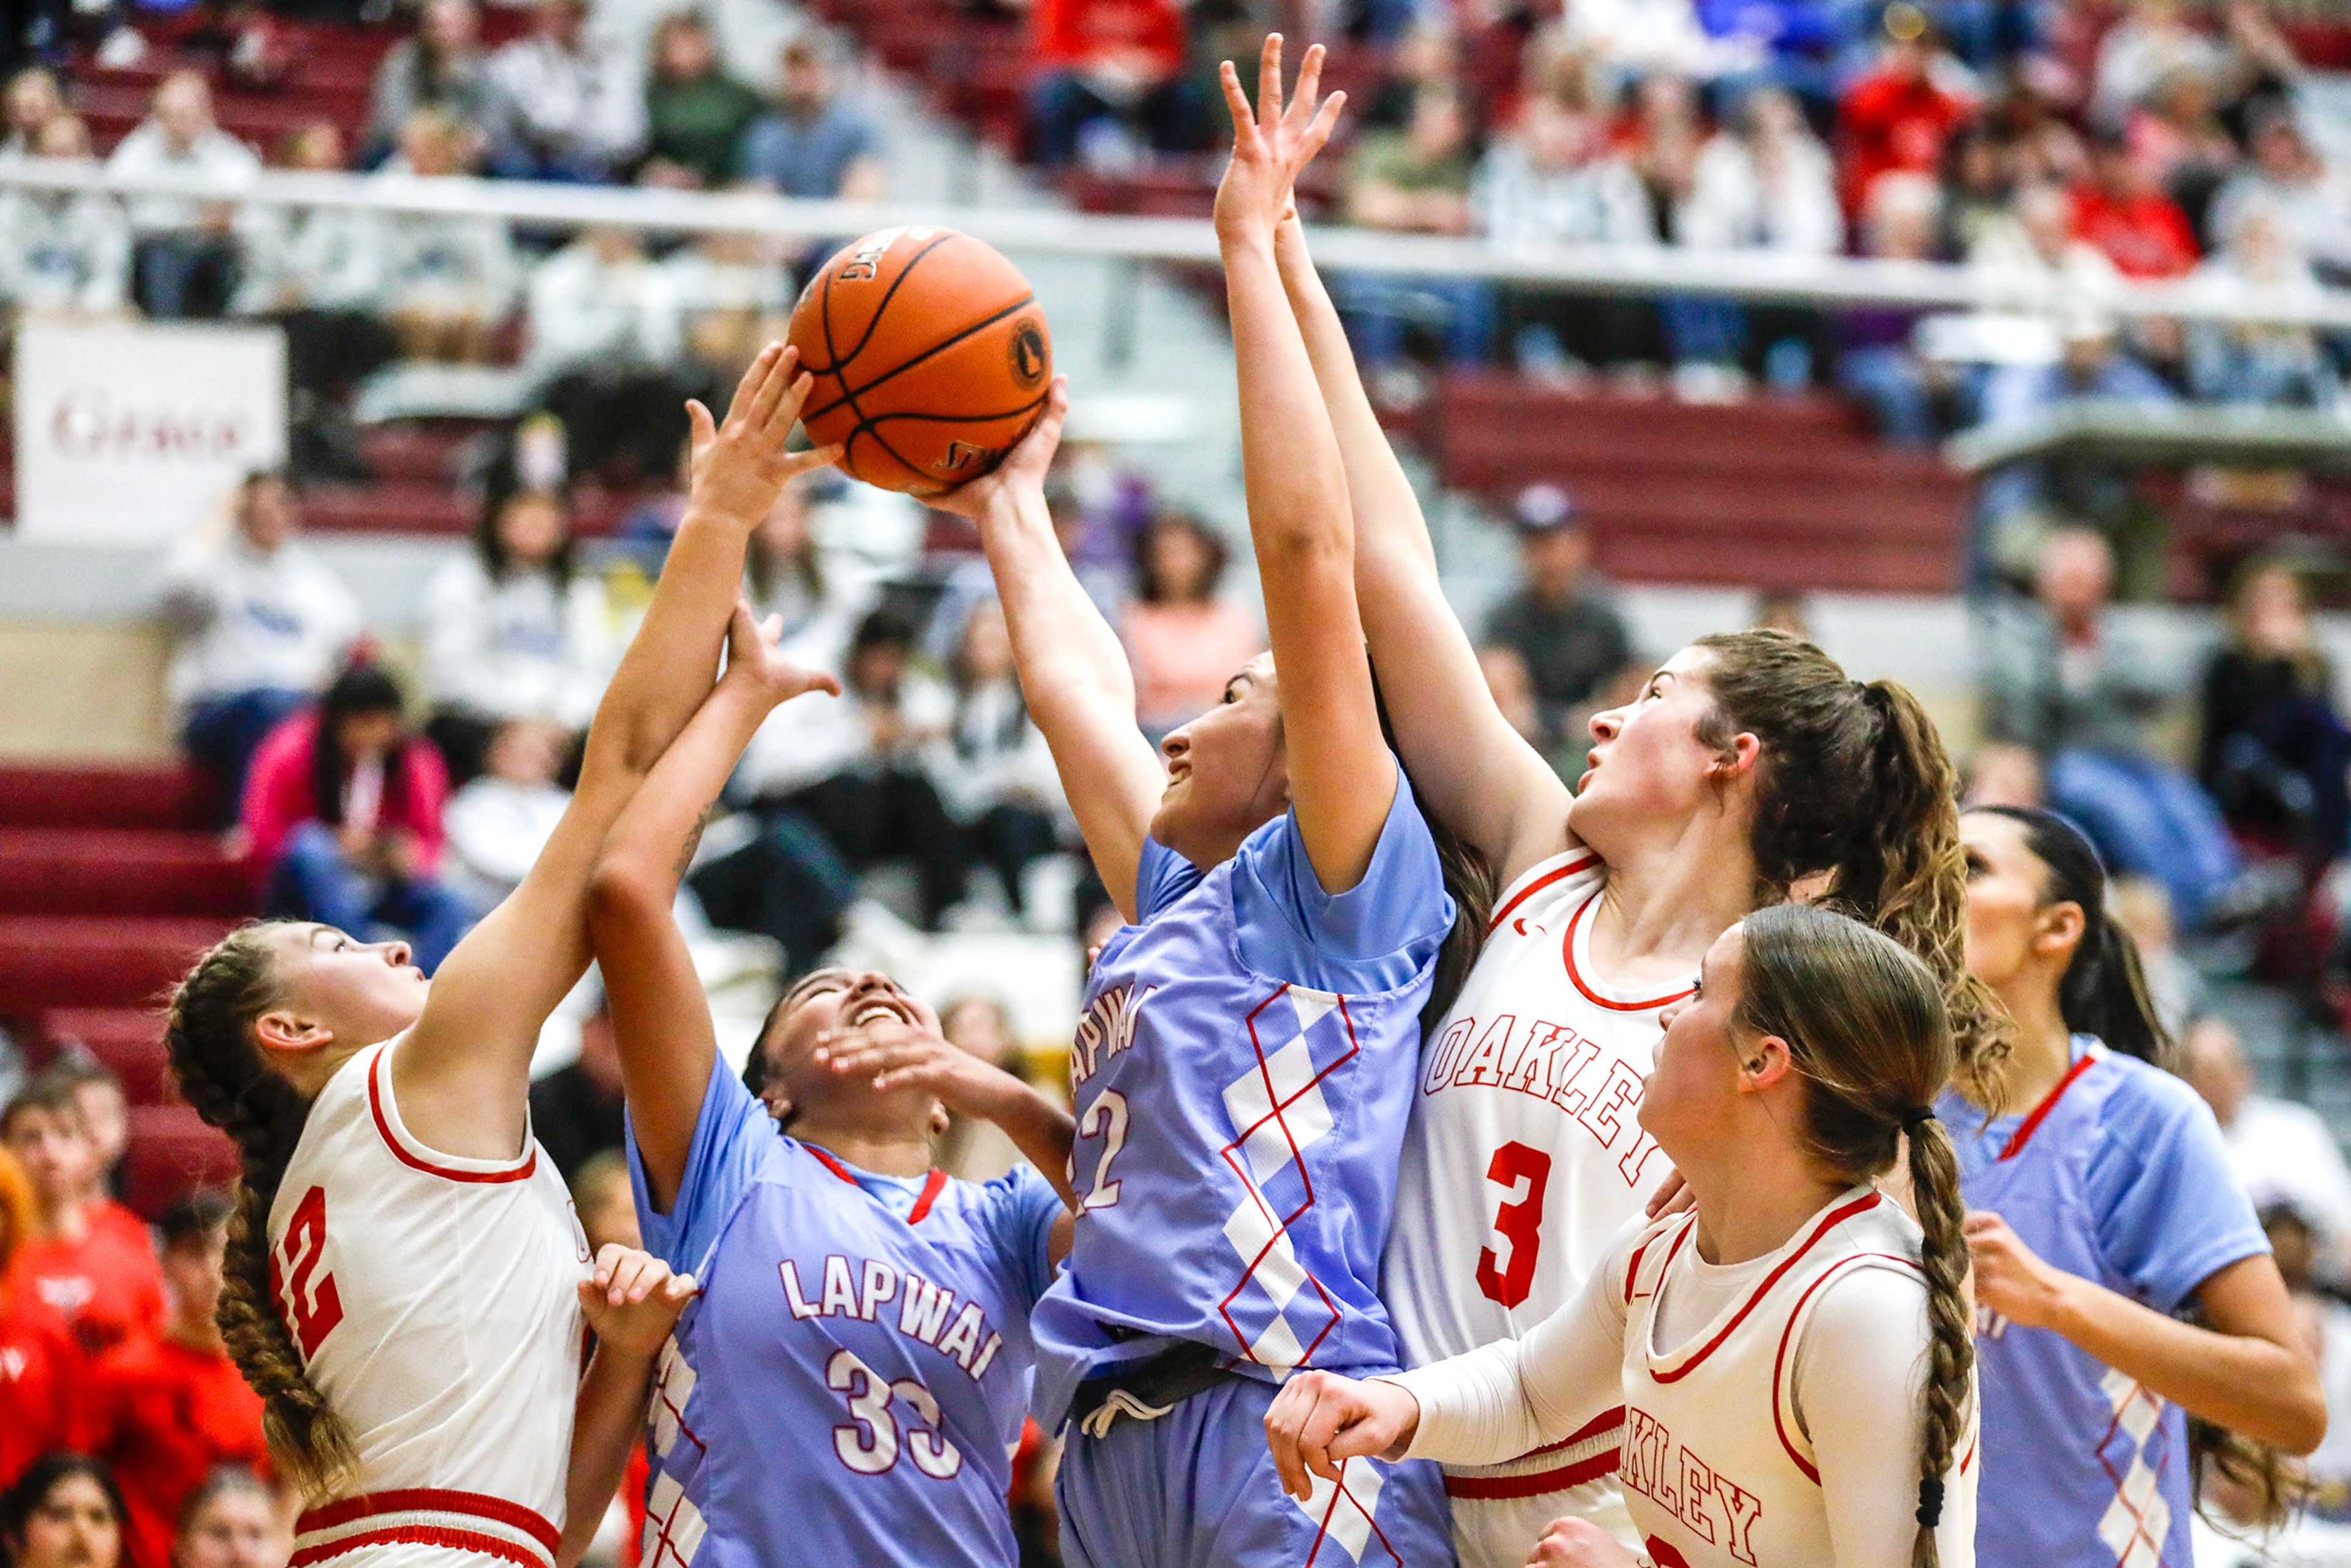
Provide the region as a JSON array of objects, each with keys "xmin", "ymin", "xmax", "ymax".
[
  {"xmin": 1382, "ymin": 849, "xmax": 1688, "ymax": 1562},
  {"xmin": 268, "ymin": 1040, "xmax": 590, "ymax": 1568},
  {"xmin": 1614, "ymin": 1191, "xmax": 1976, "ymax": 1568}
]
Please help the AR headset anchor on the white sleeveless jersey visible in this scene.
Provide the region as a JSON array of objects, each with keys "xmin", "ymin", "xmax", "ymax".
[
  {"xmin": 1614, "ymin": 1192, "xmax": 1977, "ymax": 1568},
  {"xmin": 268, "ymin": 1040, "xmax": 590, "ymax": 1568},
  {"xmin": 1382, "ymin": 849, "xmax": 1687, "ymax": 1561}
]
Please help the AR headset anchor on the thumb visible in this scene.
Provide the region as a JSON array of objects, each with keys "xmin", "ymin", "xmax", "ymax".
[{"xmin": 686, "ymin": 399, "xmax": 716, "ymax": 449}]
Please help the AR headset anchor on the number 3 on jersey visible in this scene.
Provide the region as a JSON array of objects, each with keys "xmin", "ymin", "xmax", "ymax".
[
  {"xmin": 1476, "ymin": 1142, "xmax": 1551, "ymax": 1310},
  {"xmin": 826, "ymin": 1349, "xmax": 963, "ymax": 1480},
  {"xmin": 275, "ymin": 1185, "xmax": 345, "ymax": 1358}
]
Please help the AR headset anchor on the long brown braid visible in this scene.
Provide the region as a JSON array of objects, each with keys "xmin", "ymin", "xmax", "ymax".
[
  {"xmin": 160, "ymin": 921, "xmax": 357, "ymax": 1500},
  {"xmin": 1734, "ymin": 903, "xmax": 1974, "ymax": 1567},
  {"xmin": 1693, "ymin": 630, "xmax": 2013, "ymax": 1108}
]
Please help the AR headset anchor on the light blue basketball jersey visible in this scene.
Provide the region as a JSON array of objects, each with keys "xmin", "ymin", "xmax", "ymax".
[
  {"xmin": 1937, "ymin": 1038, "xmax": 2268, "ymax": 1568},
  {"xmin": 1032, "ymin": 770, "xmax": 1453, "ymax": 1430},
  {"xmin": 629, "ymin": 1059, "xmax": 1063, "ymax": 1568}
]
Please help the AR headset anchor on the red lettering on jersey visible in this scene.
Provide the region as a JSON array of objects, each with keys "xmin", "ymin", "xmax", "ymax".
[
  {"xmin": 1422, "ymin": 1018, "xmax": 1474, "ymax": 1093},
  {"xmin": 1575, "ymin": 1060, "xmax": 1643, "ymax": 1152},
  {"xmin": 1646, "ymin": 1539, "xmax": 1693, "ymax": 1568},
  {"xmin": 1719, "ymin": 1474, "xmax": 1764, "ymax": 1564},
  {"xmin": 277, "ymin": 1186, "xmax": 343, "ymax": 1359},
  {"xmin": 1500, "ymin": 1021, "xmax": 1570, "ymax": 1097},
  {"xmin": 1547, "ymin": 1035, "xmax": 1605, "ymax": 1116},
  {"xmin": 1621, "ymin": 1408, "xmax": 1766, "ymax": 1566},
  {"xmin": 1451, "ymin": 1016, "xmax": 1515, "ymax": 1088},
  {"xmin": 1474, "ymin": 1142, "xmax": 1553, "ymax": 1309},
  {"xmin": 1678, "ymin": 1447, "xmax": 1719, "ymax": 1543},
  {"xmin": 1619, "ymin": 1129, "xmax": 1663, "ymax": 1188}
]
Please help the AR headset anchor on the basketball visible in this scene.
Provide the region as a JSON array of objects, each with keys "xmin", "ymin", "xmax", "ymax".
[{"xmin": 787, "ymin": 227, "xmax": 1054, "ymax": 497}]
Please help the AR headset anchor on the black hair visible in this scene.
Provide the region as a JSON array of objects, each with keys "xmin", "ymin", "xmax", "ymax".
[
  {"xmin": 159, "ymin": 1189, "xmax": 236, "ymax": 1253},
  {"xmin": 1971, "ymin": 806, "xmax": 2170, "ymax": 1064},
  {"xmin": 0, "ymin": 1454, "xmax": 127, "ymax": 1559},
  {"xmin": 311, "ymin": 664, "xmax": 414, "ymax": 831},
  {"xmin": 471, "ymin": 459, "xmax": 576, "ymax": 588}
]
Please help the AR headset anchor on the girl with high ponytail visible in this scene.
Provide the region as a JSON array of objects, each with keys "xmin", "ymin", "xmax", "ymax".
[
  {"xmin": 1944, "ymin": 805, "xmax": 2323, "ymax": 1567},
  {"xmin": 1264, "ymin": 902, "xmax": 1979, "ymax": 1567}
]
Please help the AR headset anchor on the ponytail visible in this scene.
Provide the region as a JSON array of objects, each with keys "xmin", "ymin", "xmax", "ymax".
[
  {"xmin": 1692, "ymin": 631, "xmax": 2012, "ymax": 1105},
  {"xmin": 1974, "ymin": 806, "xmax": 2172, "ymax": 1065},
  {"xmin": 163, "ymin": 923, "xmax": 358, "ymax": 1501},
  {"xmin": 1734, "ymin": 903, "xmax": 1971, "ymax": 1568}
]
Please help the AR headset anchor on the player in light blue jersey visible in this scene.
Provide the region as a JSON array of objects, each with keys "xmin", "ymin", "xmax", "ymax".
[
  {"xmin": 582, "ymin": 604, "xmax": 1081, "ymax": 1568},
  {"xmin": 928, "ymin": 37, "xmax": 1481, "ymax": 1568},
  {"xmin": 1943, "ymin": 806, "xmax": 2322, "ymax": 1567}
]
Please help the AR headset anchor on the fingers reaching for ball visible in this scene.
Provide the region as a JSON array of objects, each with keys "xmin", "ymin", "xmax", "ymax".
[
  {"xmin": 929, "ymin": 375, "xmax": 1071, "ymax": 522},
  {"xmin": 683, "ymin": 340, "xmax": 844, "ymax": 529}
]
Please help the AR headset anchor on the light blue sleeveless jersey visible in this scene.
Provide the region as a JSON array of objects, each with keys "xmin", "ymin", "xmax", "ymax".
[
  {"xmin": 629, "ymin": 1060, "xmax": 1063, "ymax": 1568},
  {"xmin": 1032, "ymin": 771, "xmax": 1453, "ymax": 1430},
  {"xmin": 1937, "ymin": 1038, "xmax": 2268, "ymax": 1568}
]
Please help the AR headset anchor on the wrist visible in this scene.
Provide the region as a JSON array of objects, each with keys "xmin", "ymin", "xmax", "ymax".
[
  {"xmin": 1219, "ymin": 230, "xmax": 1280, "ymax": 261},
  {"xmin": 2041, "ymin": 1269, "xmax": 2098, "ymax": 1339}
]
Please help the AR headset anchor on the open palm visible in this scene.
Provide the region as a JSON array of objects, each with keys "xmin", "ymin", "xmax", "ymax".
[{"xmin": 1213, "ymin": 34, "xmax": 1346, "ymax": 244}]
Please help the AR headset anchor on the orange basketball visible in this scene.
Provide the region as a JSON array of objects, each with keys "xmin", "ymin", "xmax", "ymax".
[{"xmin": 787, "ymin": 227, "xmax": 1052, "ymax": 497}]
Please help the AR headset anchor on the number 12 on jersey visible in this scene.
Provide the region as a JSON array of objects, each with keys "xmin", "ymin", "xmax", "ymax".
[{"xmin": 1476, "ymin": 1142, "xmax": 1551, "ymax": 1310}]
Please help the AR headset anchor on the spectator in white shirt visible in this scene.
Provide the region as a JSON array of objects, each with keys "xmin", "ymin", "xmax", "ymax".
[
  {"xmin": 234, "ymin": 120, "xmax": 399, "ymax": 401},
  {"xmin": 483, "ymin": 0, "xmax": 645, "ymax": 183},
  {"xmin": 1, "ymin": 66, "xmax": 67, "ymax": 162},
  {"xmin": 421, "ymin": 471, "xmax": 610, "ymax": 782},
  {"xmin": 2184, "ymin": 1013, "xmax": 2351, "ymax": 1289},
  {"xmin": 2210, "ymin": 105, "xmax": 2351, "ymax": 279},
  {"xmin": 2093, "ymin": 0, "xmax": 2222, "ymax": 117},
  {"xmin": 0, "ymin": 114, "xmax": 132, "ymax": 318},
  {"xmin": 377, "ymin": 106, "xmax": 522, "ymax": 363},
  {"xmin": 362, "ymin": 0, "xmax": 495, "ymax": 167},
  {"xmin": 743, "ymin": 478, "xmax": 874, "ymax": 664},
  {"xmin": 926, "ymin": 598, "xmax": 1065, "ymax": 923},
  {"xmin": 443, "ymin": 715, "xmax": 572, "ymax": 906},
  {"xmin": 696, "ymin": 607, "xmax": 961, "ymax": 972},
  {"xmin": 152, "ymin": 470, "xmax": 364, "ymax": 821},
  {"xmin": 2187, "ymin": 195, "xmax": 2333, "ymax": 405},
  {"xmin": 103, "ymin": 70, "xmax": 260, "ymax": 318},
  {"xmin": 653, "ymin": 227, "xmax": 795, "ymax": 391},
  {"xmin": 527, "ymin": 225, "xmax": 694, "ymax": 480}
]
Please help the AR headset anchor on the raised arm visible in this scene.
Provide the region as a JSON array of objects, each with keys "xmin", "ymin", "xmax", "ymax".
[
  {"xmin": 1214, "ymin": 38, "xmax": 1393, "ymax": 891},
  {"xmin": 399, "ymin": 346, "xmax": 839, "ymax": 1158},
  {"xmin": 557, "ymin": 1245, "xmax": 699, "ymax": 1568},
  {"xmin": 932, "ymin": 384, "xmax": 1168, "ymax": 921},
  {"xmin": 588, "ymin": 607, "xmax": 839, "ymax": 1210},
  {"xmin": 1269, "ymin": 182, "xmax": 1573, "ymax": 884}
]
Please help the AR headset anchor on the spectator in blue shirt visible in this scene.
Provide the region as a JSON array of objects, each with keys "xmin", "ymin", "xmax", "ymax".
[{"xmin": 735, "ymin": 34, "xmax": 885, "ymax": 201}]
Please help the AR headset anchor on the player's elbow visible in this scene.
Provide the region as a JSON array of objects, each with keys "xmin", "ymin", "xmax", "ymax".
[
  {"xmin": 2273, "ymin": 1362, "xmax": 2329, "ymax": 1455},
  {"xmin": 587, "ymin": 852, "xmax": 669, "ymax": 933}
]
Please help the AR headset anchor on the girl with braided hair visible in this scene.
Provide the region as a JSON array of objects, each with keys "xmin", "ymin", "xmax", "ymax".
[
  {"xmin": 1247, "ymin": 51, "xmax": 2004, "ymax": 1564},
  {"xmin": 160, "ymin": 344, "xmax": 841, "ymax": 1568},
  {"xmin": 1945, "ymin": 806, "xmax": 2323, "ymax": 1567},
  {"xmin": 1265, "ymin": 902, "xmax": 1981, "ymax": 1567}
]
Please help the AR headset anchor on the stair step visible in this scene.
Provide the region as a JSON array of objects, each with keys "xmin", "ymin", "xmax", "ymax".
[
  {"xmin": 39, "ymin": 1008, "xmax": 173, "ymax": 1104},
  {"xmin": 0, "ymin": 767, "xmax": 217, "ymax": 831},
  {"xmin": 122, "ymin": 1105, "xmax": 239, "ymax": 1220},
  {"xmin": 0, "ymin": 830, "xmax": 252, "ymax": 918},
  {"xmin": 0, "ymin": 916, "xmax": 236, "ymax": 1016}
]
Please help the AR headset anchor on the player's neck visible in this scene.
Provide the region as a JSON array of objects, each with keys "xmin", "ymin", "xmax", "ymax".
[
  {"xmin": 794, "ymin": 1120, "xmax": 936, "ymax": 1180},
  {"xmin": 1686, "ymin": 1149, "xmax": 1850, "ymax": 1268},
  {"xmin": 1589, "ymin": 833, "xmax": 1755, "ymax": 979},
  {"xmin": 167, "ymin": 1307, "xmax": 225, "ymax": 1356},
  {"xmin": 1985, "ymin": 991, "xmax": 2075, "ymax": 1112}
]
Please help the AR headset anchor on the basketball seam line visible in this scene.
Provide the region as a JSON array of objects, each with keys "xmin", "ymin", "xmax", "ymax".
[
  {"xmin": 809, "ymin": 230, "xmax": 959, "ymax": 376},
  {"xmin": 805, "ymin": 292, "xmax": 1040, "ymax": 427},
  {"xmin": 857, "ymin": 392, "xmax": 1051, "ymax": 426}
]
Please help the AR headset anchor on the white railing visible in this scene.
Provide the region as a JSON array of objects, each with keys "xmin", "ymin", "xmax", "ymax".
[{"xmin": 9, "ymin": 159, "xmax": 2351, "ymax": 330}]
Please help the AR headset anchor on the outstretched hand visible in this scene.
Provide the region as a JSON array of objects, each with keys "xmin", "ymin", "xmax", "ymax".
[
  {"xmin": 577, "ymin": 1244, "xmax": 697, "ymax": 1358},
  {"xmin": 1213, "ymin": 34, "xmax": 1344, "ymax": 246},
  {"xmin": 686, "ymin": 342, "xmax": 844, "ymax": 527},
  {"xmin": 717, "ymin": 599, "xmax": 841, "ymax": 709},
  {"xmin": 929, "ymin": 375, "xmax": 1070, "ymax": 522}
]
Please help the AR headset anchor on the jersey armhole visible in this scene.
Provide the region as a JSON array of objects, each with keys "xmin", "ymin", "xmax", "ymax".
[
  {"xmin": 370, "ymin": 1040, "xmax": 541, "ymax": 1184},
  {"xmin": 1769, "ymin": 1254, "xmax": 1926, "ymax": 1485}
]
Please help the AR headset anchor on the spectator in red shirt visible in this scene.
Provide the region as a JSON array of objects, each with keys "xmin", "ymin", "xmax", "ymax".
[
  {"xmin": 88, "ymin": 1193, "xmax": 268, "ymax": 1568},
  {"xmin": 0, "ymin": 1149, "xmax": 84, "ymax": 1488},
  {"xmin": 2072, "ymin": 123, "xmax": 2199, "ymax": 277},
  {"xmin": 169, "ymin": 1468, "xmax": 287, "ymax": 1568},
  {"xmin": 1023, "ymin": 0, "xmax": 1208, "ymax": 169},
  {"xmin": 2, "ymin": 1075, "xmax": 167, "ymax": 1360},
  {"xmin": 1, "ymin": 1455, "xmax": 127, "ymax": 1568},
  {"xmin": 1837, "ymin": 9, "xmax": 1973, "ymax": 214},
  {"xmin": 242, "ymin": 662, "xmax": 476, "ymax": 973}
]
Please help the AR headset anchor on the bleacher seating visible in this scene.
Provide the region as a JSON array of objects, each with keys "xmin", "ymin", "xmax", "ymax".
[{"xmin": 0, "ymin": 765, "xmax": 244, "ymax": 1218}]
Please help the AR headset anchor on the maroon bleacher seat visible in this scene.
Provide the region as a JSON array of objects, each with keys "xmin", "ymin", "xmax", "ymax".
[
  {"xmin": 0, "ymin": 765, "xmax": 217, "ymax": 831},
  {"xmin": 121, "ymin": 1104, "xmax": 239, "ymax": 1219},
  {"xmin": 0, "ymin": 829, "xmax": 250, "ymax": 918},
  {"xmin": 0, "ymin": 915, "xmax": 234, "ymax": 1015},
  {"xmin": 39, "ymin": 1007, "xmax": 173, "ymax": 1105}
]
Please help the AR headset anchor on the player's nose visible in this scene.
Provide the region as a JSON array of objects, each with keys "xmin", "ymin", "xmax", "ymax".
[{"xmin": 380, "ymin": 940, "xmax": 414, "ymax": 970}]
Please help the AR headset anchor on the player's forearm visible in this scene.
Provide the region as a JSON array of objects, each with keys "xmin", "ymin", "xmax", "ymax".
[
  {"xmin": 977, "ymin": 1076, "xmax": 1078, "ymax": 1209},
  {"xmin": 2046, "ymin": 1273, "xmax": 2324, "ymax": 1450},
  {"xmin": 1224, "ymin": 231, "xmax": 1352, "ymax": 571},
  {"xmin": 557, "ymin": 1343, "xmax": 659, "ymax": 1568},
  {"xmin": 974, "ymin": 487, "xmax": 1139, "ymax": 741},
  {"xmin": 593, "ymin": 681, "xmax": 770, "ymax": 906},
  {"xmin": 584, "ymin": 511, "xmax": 751, "ymax": 782}
]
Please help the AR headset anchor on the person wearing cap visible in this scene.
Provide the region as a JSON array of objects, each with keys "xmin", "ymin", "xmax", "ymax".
[
  {"xmin": 482, "ymin": 0, "xmax": 644, "ymax": 182},
  {"xmin": 1479, "ymin": 485, "xmax": 1633, "ymax": 767},
  {"xmin": 735, "ymin": 32, "xmax": 884, "ymax": 201}
]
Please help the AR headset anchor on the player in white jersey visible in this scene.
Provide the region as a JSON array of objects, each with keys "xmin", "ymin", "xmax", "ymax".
[
  {"xmin": 1266, "ymin": 904, "xmax": 1980, "ymax": 1568},
  {"xmin": 1242, "ymin": 84, "xmax": 2006, "ymax": 1566},
  {"xmin": 159, "ymin": 343, "xmax": 841, "ymax": 1566}
]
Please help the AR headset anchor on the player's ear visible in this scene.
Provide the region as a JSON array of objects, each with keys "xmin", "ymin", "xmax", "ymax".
[
  {"xmin": 928, "ymin": 1103, "xmax": 950, "ymax": 1139},
  {"xmin": 253, "ymin": 1007, "xmax": 335, "ymax": 1056},
  {"xmin": 1736, "ymin": 1032, "xmax": 1794, "ymax": 1092}
]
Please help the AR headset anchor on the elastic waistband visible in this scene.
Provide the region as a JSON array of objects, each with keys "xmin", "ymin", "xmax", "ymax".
[
  {"xmin": 293, "ymin": 1490, "xmax": 559, "ymax": 1568},
  {"xmin": 1068, "ymin": 1340, "xmax": 1238, "ymax": 1439}
]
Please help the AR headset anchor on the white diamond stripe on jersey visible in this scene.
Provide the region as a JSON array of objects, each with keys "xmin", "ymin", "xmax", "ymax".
[
  {"xmin": 640, "ymin": 1472, "xmax": 708, "ymax": 1568},
  {"xmin": 651, "ymin": 1338, "xmax": 697, "ymax": 1460},
  {"xmin": 1292, "ymin": 1455, "xmax": 1389, "ymax": 1564},
  {"xmin": 1222, "ymin": 1034, "xmax": 1338, "ymax": 1184},
  {"xmin": 2093, "ymin": 1368, "xmax": 2172, "ymax": 1568}
]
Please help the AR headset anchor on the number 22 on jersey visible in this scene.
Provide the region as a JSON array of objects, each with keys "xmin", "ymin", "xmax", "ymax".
[
  {"xmin": 275, "ymin": 1185, "xmax": 345, "ymax": 1357},
  {"xmin": 1477, "ymin": 1142, "xmax": 1551, "ymax": 1310}
]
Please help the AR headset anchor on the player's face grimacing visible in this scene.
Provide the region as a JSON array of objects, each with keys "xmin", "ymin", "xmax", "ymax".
[
  {"xmin": 257, "ymin": 922, "xmax": 432, "ymax": 1062},
  {"xmin": 1569, "ymin": 645, "xmax": 1746, "ymax": 853},
  {"xmin": 1148, "ymin": 653, "xmax": 1290, "ymax": 867},
  {"xmin": 756, "ymin": 967, "xmax": 947, "ymax": 1135}
]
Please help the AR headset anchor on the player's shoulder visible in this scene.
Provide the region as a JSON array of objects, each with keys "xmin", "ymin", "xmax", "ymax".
[
  {"xmin": 1485, "ymin": 847, "xmax": 1607, "ymax": 940},
  {"xmin": 2088, "ymin": 1046, "xmax": 2216, "ymax": 1141},
  {"xmin": 1616, "ymin": 1210, "xmax": 1696, "ymax": 1305}
]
